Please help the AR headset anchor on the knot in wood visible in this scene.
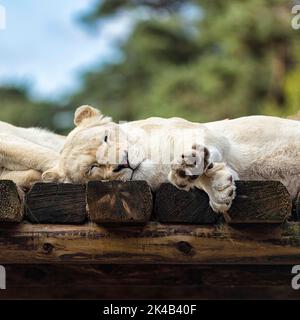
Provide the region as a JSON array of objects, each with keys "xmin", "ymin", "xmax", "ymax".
[
  {"xmin": 42, "ymin": 242, "xmax": 54, "ymax": 254},
  {"xmin": 176, "ymin": 241, "xmax": 194, "ymax": 256}
]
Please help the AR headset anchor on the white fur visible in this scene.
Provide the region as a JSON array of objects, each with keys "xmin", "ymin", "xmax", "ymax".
[
  {"xmin": 0, "ymin": 120, "xmax": 64, "ymax": 187},
  {"xmin": 1, "ymin": 106, "xmax": 300, "ymax": 213}
]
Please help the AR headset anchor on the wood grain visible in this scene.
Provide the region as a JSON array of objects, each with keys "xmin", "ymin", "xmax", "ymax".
[
  {"xmin": 0, "ymin": 180, "xmax": 23, "ymax": 222},
  {"xmin": 87, "ymin": 181, "xmax": 153, "ymax": 224},
  {"xmin": 155, "ymin": 181, "xmax": 291, "ymax": 224},
  {"xmin": 25, "ymin": 183, "xmax": 86, "ymax": 224},
  {"xmin": 0, "ymin": 222, "xmax": 299, "ymax": 264},
  {"xmin": 292, "ymin": 193, "xmax": 300, "ymax": 221},
  {"xmin": 154, "ymin": 183, "xmax": 218, "ymax": 224},
  {"xmin": 228, "ymin": 181, "xmax": 291, "ymax": 223}
]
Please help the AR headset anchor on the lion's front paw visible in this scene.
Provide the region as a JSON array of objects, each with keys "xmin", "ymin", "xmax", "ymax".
[
  {"xmin": 206, "ymin": 165, "xmax": 236, "ymax": 214},
  {"xmin": 169, "ymin": 144, "xmax": 210, "ymax": 191},
  {"xmin": 19, "ymin": 170, "xmax": 42, "ymax": 192}
]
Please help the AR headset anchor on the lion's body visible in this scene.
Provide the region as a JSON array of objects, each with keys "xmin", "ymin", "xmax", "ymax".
[
  {"xmin": 0, "ymin": 120, "xmax": 64, "ymax": 187},
  {"xmin": 205, "ymin": 116, "xmax": 300, "ymax": 198},
  {"xmin": 1, "ymin": 106, "xmax": 300, "ymax": 212},
  {"xmin": 122, "ymin": 115, "xmax": 300, "ymax": 198}
]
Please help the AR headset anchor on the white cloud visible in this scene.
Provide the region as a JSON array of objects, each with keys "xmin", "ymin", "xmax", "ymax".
[{"xmin": 0, "ymin": 0, "xmax": 132, "ymax": 100}]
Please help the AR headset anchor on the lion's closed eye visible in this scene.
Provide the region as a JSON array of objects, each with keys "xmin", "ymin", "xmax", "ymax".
[{"xmin": 86, "ymin": 163, "xmax": 100, "ymax": 176}]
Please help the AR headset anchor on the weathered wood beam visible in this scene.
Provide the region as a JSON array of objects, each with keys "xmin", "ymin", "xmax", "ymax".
[
  {"xmin": 291, "ymin": 193, "xmax": 300, "ymax": 221},
  {"xmin": 0, "ymin": 222, "xmax": 299, "ymax": 264},
  {"xmin": 0, "ymin": 180, "xmax": 23, "ymax": 222},
  {"xmin": 154, "ymin": 183, "xmax": 218, "ymax": 224},
  {"xmin": 155, "ymin": 181, "xmax": 291, "ymax": 224},
  {"xmin": 228, "ymin": 181, "xmax": 291, "ymax": 223},
  {"xmin": 87, "ymin": 181, "xmax": 153, "ymax": 224},
  {"xmin": 0, "ymin": 179, "xmax": 292, "ymax": 225},
  {"xmin": 0, "ymin": 264, "xmax": 298, "ymax": 299},
  {"xmin": 25, "ymin": 183, "xmax": 86, "ymax": 224}
]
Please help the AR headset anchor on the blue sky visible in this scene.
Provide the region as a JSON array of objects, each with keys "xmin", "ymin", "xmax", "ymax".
[{"xmin": 0, "ymin": 0, "xmax": 132, "ymax": 100}]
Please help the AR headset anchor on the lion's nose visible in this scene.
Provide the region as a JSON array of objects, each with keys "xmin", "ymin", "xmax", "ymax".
[
  {"xmin": 113, "ymin": 163, "xmax": 129, "ymax": 172},
  {"xmin": 113, "ymin": 151, "xmax": 130, "ymax": 173}
]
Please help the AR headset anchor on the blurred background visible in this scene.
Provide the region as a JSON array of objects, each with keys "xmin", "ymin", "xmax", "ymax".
[{"xmin": 0, "ymin": 0, "xmax": 299, "ymax": 134}]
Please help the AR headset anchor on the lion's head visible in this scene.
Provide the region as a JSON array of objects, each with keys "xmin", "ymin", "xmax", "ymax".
[{"xmin": 42, "ymin": 105, "xmax": 147, "ymax": 184}]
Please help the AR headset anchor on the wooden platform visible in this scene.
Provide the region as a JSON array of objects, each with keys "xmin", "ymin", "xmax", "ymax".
[
  {"xmin": 0, "ymin": 179, "xmax": 299, "ymax": 299},
  {"xmin": 0, "ymin": 222, "xmax": 298, "ymax": 265},
  {"xmin": 0, "ymin": 221, "xmax": 299, "ymax": 299}
]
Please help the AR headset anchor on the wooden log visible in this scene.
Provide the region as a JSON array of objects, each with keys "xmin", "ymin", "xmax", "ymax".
[
  {"xmin": 155, "ymin": 181, "xmax": 291, "ymax": 224},
  {"xmin": 228, "ymin": 181, "xmax": 291, "ymax": 223},
  {"xmin": 0, "ymin": 180, "xmax": 23, "ymax": 222},
  {"xmin": 154, "ymin": 183, "xmax": 218, "ymax": 224},
  {"xmin": 291, "ymin": 192, "xmax": 300, "ymax": 221},
  {"xmin": 87, "ymin": 181, "xmax": 153, "ymax": 224},
  {"xmin": 0, "ymin": 222, "xmax": 299, "ymax": 264},
  {"xmin": 25, "ymin": 183, "xmax": 86, "ymax": 224},
  {"xmin": 282, "ymin": 221, "xmax": 300, "ymax": 246},
  {"xmin": 1, "ymin": 264, "xmax": 298, "ymax": 300}
]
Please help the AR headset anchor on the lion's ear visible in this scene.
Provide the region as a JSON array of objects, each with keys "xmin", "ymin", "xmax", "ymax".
[{"xmin": 74, "ymin": 105, "xmax": 102, "ymax": 126}]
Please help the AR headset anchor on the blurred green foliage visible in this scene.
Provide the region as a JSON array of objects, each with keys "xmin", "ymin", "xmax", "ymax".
[
  {"xmin": 0, "ymin": 86, "xmax": 56, "ymax": 128},
  {"xmin": 1, "ymin": 0, "xmax": 300, "ymax": 132}
]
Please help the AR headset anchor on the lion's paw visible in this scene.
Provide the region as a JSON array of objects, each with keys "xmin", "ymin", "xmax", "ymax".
[
  {"xmin": 169, "ymin": 144, "xmax": 210, "ymax": 190},
  {"xmin": 206, "ymin": 166, "xmax": 236, "ymax": 214},
  {"xmin": 19, "ymin": 170, "xmax": 42, "ymax": 192}
]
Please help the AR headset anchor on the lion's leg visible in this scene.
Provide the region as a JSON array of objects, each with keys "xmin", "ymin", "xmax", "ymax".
[
  {"xmin": 0, "ymin": 133, "xmax": 59, "ymax": 172},
  {"xmin": 0, "ymin": 169, "xmax": 42, "ymax": 192},
  {"xmin": 168, "ymin": 144, "xmax": 238, "ymax": 214}
]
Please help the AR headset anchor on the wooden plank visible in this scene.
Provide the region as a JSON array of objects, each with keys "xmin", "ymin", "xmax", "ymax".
[
  {"xmin": 0, "ymin": 264, "xmax": 298, "ymax": 299},
  {"xmin": 155, "ymin": 181, "xmax": 291, "ymax": 224},
  {"xmin": 282, "ymin": 222, "xmax": 300, "ymax": 246},
  {"xmin": 87, "ymin": 181, "xmax": 153, "ymax": 224},
  {"xmin": 0, "ymin": 180, "xmax": 23, "ymax": 222},
  {"xmin": 228, "ymin": 181, "xmax": 291, "ymax": 223},
  {"xmin": 154, "ymin": 183, "xmax": 218, "ymax": 224},
  {"xmin": 0, "ymin": 284, "xmax": 297, "ymax": 300},
  {"xmin": 0, "ymin": 222, "xmax": 299, "ymax": 264},
  {"xmin": 291, "ymin": 193, "xmax": 300, "ymax": 221},
  {"xmin": 25, "ymin": 183, "xmax": 86, "ymax": 224}
]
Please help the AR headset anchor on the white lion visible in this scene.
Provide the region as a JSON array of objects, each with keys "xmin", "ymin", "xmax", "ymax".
[{"xmin": 1, "ymin": 105, "xmax": 300, "ymax": 214}]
